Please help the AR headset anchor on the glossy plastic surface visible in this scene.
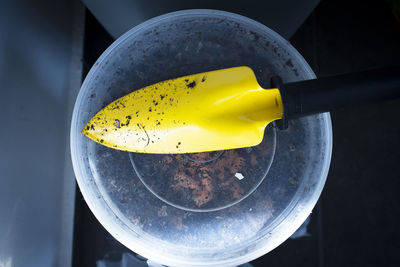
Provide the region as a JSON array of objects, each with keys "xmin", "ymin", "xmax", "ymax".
[
  {"xmin": 71, "ymin": 10, "xmax": 332, "ymax": 267},
  {"xmin": 82, "ymin": 66, "xmax": 283, "ymax": 153}
]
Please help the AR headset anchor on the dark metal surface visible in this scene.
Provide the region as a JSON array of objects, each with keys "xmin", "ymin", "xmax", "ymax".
[
  {"xmin": 82, "ymin": 0, "xmax": 320, "ymax": 39},
  {"xmin": 0, "ymin": 0, "xmax": 84, "ymax": 267}
]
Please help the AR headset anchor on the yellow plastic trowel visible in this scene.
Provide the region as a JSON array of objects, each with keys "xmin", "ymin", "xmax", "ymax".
[{"xmin": 82, "ymin": 66, "xmax": 400, "ymax": 153}]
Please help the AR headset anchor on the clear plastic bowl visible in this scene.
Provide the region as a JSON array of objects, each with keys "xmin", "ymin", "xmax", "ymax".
[{"xmin": 71, "ymin": 9, "xmax": 332, "ymax": 267}]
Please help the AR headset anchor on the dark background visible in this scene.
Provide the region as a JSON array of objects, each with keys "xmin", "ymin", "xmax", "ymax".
[{"xmin": 73, "ymin": 0, "xmax": 400, "ymax": 266}]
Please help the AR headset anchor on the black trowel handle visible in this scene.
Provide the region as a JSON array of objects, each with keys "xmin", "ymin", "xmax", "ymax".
[{"xmin": 272, "ymin": 67, "xmax": 400, "ymax": 129}]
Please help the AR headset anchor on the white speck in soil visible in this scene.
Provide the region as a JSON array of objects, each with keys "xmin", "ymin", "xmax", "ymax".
[{"xmin": 235, "ymin": 173, "xmax": 244, "ymax": 180}]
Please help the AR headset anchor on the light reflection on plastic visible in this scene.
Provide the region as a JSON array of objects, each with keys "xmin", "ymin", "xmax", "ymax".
[{"xmin": 0, "ymin": 257, "xmax": 12, "ymax": 267}]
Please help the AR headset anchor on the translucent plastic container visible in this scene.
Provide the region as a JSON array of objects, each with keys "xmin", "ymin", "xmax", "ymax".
[{"xmin": 71, "ymin": 10, "xmax": 332, "ymax": 267}]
